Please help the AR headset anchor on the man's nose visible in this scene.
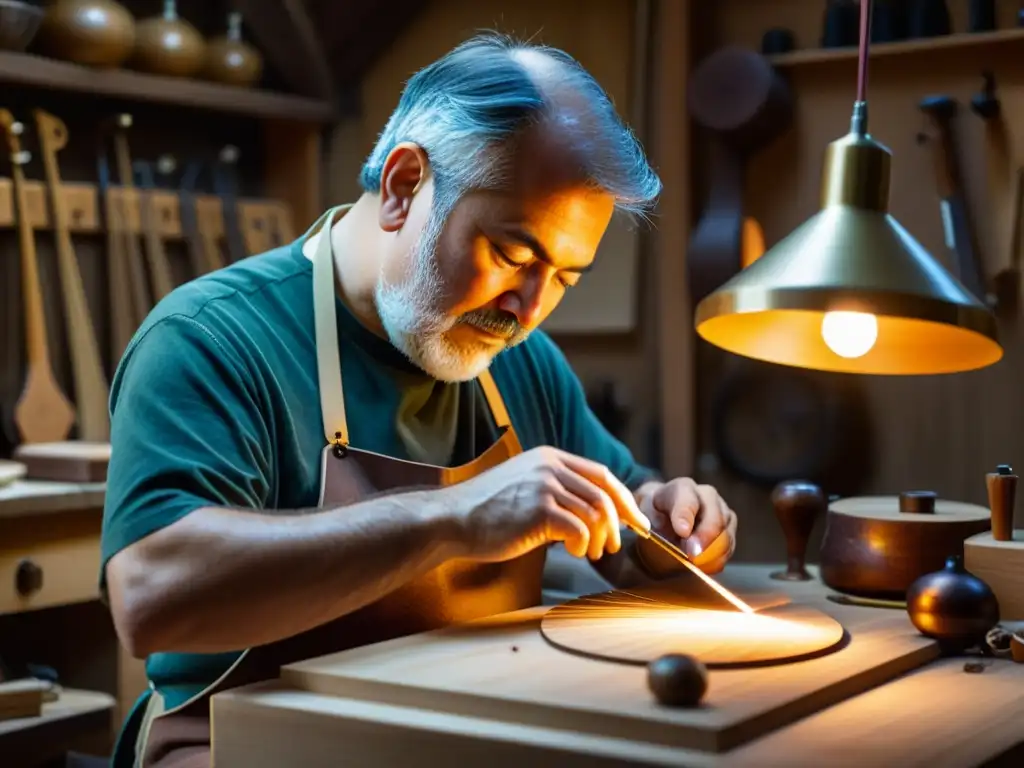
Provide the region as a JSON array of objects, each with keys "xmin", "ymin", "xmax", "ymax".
[{"xmin": 497, "ymin": 272, "xmax": 546, "ymax": 328}]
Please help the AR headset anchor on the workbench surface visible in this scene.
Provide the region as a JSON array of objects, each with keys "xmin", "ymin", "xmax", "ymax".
[{"xmin": 209, "ymin": 565, "xmax": 1024, "ymax": 767}]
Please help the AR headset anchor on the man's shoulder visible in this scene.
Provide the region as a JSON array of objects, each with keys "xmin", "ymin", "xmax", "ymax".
[{"xmin": 133, "ymin": 243, "xmax": 307, "ymax": 346}]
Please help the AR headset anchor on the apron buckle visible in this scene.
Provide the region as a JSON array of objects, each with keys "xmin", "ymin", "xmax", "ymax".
[{"xmin": 332, "ymin": 432, "xmax": 349, "ymax": 459}]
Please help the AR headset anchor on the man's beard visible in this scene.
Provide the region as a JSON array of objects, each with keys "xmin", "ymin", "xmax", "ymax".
[{"xmin": 374, "ymin": 207, "xmax": 531, "ymax": 382}]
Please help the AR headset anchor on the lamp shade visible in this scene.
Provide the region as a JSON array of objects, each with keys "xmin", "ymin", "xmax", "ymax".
[{"xmin": 694, "ymin": 128, "xmax": 1002, "ymax": 375}]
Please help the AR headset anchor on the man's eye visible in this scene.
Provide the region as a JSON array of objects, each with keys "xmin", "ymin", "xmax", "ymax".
[{"xmin": 490, "ymin": 242, "xmax": 527, "ymax": 268}]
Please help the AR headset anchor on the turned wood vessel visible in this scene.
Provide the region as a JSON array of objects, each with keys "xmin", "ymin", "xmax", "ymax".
[
  {"xmin": 819, "ymin": 491, "xmax": 991, "ymax": 599},
  {"xmin": 769, "ymin": 479, "xmax": 826, "ymax": 581},
  {"xmin": 906, "ymin": 555, "xmax": 999, "ymax": 652},
  {"xmin": 202, "ymin": 11, "xmax": 262, "ymax": 87},
  {"xmin": 34, "ymin": 0, "xmax": 135, "ymax": 68},
  {"xmin": 131, "ymin": 0, "xmax": 204, "ymax": 78}
]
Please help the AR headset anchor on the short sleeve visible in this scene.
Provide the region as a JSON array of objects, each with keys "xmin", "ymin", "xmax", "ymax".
[
  {"xmin": 535, "ymin": 333, "xmax": 658, "ymax": 490},
  {"xmin": 100, "ymin": 314, "xmax": 272, "ymax": 590}
]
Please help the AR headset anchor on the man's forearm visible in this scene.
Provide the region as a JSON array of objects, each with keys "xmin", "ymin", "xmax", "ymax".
[{"xmin": 107, "ymin": 490, "xmax": 463, "ymax": 656}]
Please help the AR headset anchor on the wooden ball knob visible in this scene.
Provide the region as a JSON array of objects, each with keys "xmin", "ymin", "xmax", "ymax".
[
  {"xmin": 15, "ymin": 559, "xmax": 43, "ymax": 597},
  {"xmin": 647, "ymin": 653, "xmax": 708, "ymax": 707},
  {"xmin": 770, "ymin": 480, "xmax": 825, "ymax": 581}
]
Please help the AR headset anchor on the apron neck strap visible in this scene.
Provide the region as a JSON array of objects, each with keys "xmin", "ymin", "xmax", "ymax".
[
  {"xmin": 310, "ymin": 206, "xmax": 513, "ymax": 448},
  {"xmin": 312, "ymin": 206, "xmax": 350, "ymax": 447}
]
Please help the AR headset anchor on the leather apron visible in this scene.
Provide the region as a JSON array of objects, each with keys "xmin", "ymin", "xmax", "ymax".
[{"xmin": 136, "ymin": 206, "xmax": 545, "ymax": 767}]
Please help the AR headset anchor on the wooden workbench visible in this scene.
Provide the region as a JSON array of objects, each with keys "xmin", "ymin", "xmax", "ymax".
[
  {"xmin": 209, "ymin": 565, "xmax": 1024, "ymax": 767},
  {"xmin": 0, "ymin": 479, "xmax": 145, "ymax": 762}
]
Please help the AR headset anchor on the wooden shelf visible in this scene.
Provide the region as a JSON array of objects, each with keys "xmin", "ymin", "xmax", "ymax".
[
  {"xmin": 0, "ymin": 51, "xmax": 336, "ymax": 123},
  {"xmin": 768, "ymin": 27, "xmax": 1024, "ymax": 68}
]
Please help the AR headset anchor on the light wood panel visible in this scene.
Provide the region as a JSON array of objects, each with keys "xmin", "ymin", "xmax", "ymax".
[
  {"xmin": 695, "ymin": 1, "xmax": 1024, "ymax": 568},
  {"xmin": 274, "ymin": 566, "xmax": 937, "ymax": 755}
]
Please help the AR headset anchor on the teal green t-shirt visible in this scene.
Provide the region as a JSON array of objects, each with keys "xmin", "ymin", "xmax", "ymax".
[{"xmin": 100, "ymin": 238, "xmax": 655, "ymax": 707}]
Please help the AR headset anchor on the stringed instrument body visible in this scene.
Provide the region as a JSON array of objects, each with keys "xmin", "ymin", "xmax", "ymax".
[{"xmin": 0, "ymin": 110, "xmax": 76, "ymax": 444}]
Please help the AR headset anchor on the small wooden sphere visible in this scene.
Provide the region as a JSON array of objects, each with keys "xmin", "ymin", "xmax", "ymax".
[
  {"xmin": 35, "ymin": 0, "xmax": 136, "ymax": 68},
  {"xmin": 647, "ymin": 653, "xmax": 708, "ymax": 707}
]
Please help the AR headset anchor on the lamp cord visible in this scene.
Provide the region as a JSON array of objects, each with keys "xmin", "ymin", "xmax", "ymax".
[{"xmin": 852, "ymin": 0, "xmax": 874, "ymax": 135}]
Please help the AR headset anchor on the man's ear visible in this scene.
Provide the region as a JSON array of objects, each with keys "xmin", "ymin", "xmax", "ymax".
[{"xmin": 379, "ymin": 142, "xmax": 430, "ymax": 232}]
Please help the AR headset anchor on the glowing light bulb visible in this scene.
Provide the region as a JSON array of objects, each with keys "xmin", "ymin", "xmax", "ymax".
[{"xmin": 821, "ymin": 311, "xmax": 878, "ymax": 358}]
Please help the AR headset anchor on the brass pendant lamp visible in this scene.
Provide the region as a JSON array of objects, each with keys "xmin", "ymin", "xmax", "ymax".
[{"xmin": 693, "ymin": 0, "xmax": 1002, "ymax": 375}]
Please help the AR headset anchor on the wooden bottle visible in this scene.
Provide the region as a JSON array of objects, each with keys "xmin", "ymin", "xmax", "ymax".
[
  {"xmin": 131, "ymin": 0, "xmax": 205, "ymax": 78},
  {"xmin": 35, "ymin": 0, "xmax": 136, "ymax": 68},
  {"xmin": 203, "ymin": 12, "xmax": 263, "ymax": 88}
]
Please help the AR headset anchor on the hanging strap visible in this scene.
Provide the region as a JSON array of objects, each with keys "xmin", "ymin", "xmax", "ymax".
[
  {"xmin": 312, "ymin": 206, "xmax": 350, "ymax": 447},
  {"xmin": 311, "ymin": 206, "xmax": 515, "ymax": 448}
]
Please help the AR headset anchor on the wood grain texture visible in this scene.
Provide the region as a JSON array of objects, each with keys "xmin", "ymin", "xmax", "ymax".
[
  {"xmin": 212, "ymin": 660, "xmax": 1024, "ymax": 768},
  {"xmin": 0, "ymin": 479, "xmax": 103, "ymax": 520},
  {"xmin": 274, "ymin": 566, "xmax": 938, "ymax": 754},
  {"xmin": 0, "ymin": 51, "xmax": 334, "ymax": 121},
  {"xmin": 541, "ymin": 592, "xmax": 845, "ymax": 667},
  {"xmin": 965, "ymin": 530, "xmax": 1024, "ymax": 620}
]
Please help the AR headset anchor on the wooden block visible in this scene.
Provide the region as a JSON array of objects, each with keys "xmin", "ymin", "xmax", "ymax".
[
  {"xmin": 0, "ymin": 680, "xmax": 47, "ymax": 721},
  {"xmin": 0, "ymin": 176, "xmax": 294, "ymax": 245},
  {"xmin": 13, "ymin": 441, "xmax": 111, "ymax": 484},
  {"xmin": 246, "ymin": 568, "xmax": 940, "ymax": 757},
  {"xmin": 0, "ymin": 461, "xmax": 26, "ymax": 488},
  {"xmin": 965, "ymin": 531, "xmax": 1024, "ymax": 620},
  {"xmin": 0, "ymin": 178, "xmax": 98, "ymax": 231}
]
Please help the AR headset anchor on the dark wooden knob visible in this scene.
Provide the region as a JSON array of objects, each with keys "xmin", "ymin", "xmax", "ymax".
[
  {"xmin": 987, "ymin": 464, "xmax": 1017, "ymax": 542},
  {"xmin": 14, "ymin": 559, "xmax": 43, "ymax": 597},
  {"xmin": 770, "ymin": 480, "xmax": 825, "ymax": 581},
  {"xmin": 899, "ymin": 490, "xmax": 937, "ymax": 515}
]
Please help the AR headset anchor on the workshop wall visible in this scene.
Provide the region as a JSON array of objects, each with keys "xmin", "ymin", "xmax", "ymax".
[
  {"xmin": 692, "ymin": 0, "xmax": 1024, "ymax": 564},
  {"xmin": 325, "ymin": 0, "xmax": 666, "ymax": 469}
]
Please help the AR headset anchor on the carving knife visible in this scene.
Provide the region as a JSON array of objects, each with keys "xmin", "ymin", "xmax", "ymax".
[{"xmin": 624, "ymin": 522, "xmax": 754, "ymax": 613}]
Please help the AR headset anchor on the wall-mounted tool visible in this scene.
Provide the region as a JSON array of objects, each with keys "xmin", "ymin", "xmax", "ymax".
[
  {"xmin": 918, "ymin": 95, "xmax": 993, "ymax": 307},
  {"xmin": 0, "ymin": 110, "xmax": 76, "ymax": 444},
  {"xmin": 971, "ymin": 73, "xmax": 1021, "ymax": 313},
  {"xmin": 133, "ymin": 158, "xmax": 176, "ymax": 301},
  {"xmin": 686, "ymin": 47, "xmax": 793, "ymax": 308},
  {"xmin": 34, "ymin": 109, "xmax": 110, "ymax": 442},
  {"xmin": 174, "ymin": 158, "xmax": 217, "ymax": 276},
  {"xmin": 213, "ymin": 144, "xmax": 246, "ymax": 264},
  {"xmin": 98, "ymin": 113, "xmax": 148, "ymax": 363}
]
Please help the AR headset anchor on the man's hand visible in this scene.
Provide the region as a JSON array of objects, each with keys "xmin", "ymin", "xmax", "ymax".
[
  {"xmin": 634, "ymin": 479, "xmax": 737, "ymax": 575},
  {"xmin": 448, "ymin": 447, "xmax": 652, "ymax": 564}
]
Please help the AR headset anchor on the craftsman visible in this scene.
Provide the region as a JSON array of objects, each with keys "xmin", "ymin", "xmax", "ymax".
[{"xmin": 100, "ymin": 34, "xmax": 738, "ymax": 766}]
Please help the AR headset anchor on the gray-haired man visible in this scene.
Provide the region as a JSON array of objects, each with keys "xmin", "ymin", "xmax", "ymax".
[{"xmin": 101, "ymin": 33, "xmax": 737, "ymax": 767}]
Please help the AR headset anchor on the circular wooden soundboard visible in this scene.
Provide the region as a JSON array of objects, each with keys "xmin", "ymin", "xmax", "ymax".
[{"xmin": 541, "ymin": 589, "xmax": 846, "ymax": 668}]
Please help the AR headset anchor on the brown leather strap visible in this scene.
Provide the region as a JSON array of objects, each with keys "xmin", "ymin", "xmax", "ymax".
[
  {"xmin": 477, "ymin": 369, "xmax": 510, "ymax": 430},
  {"xmin": 310, "ymin": 206, "xmax": 516, "ymax": 447}
]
